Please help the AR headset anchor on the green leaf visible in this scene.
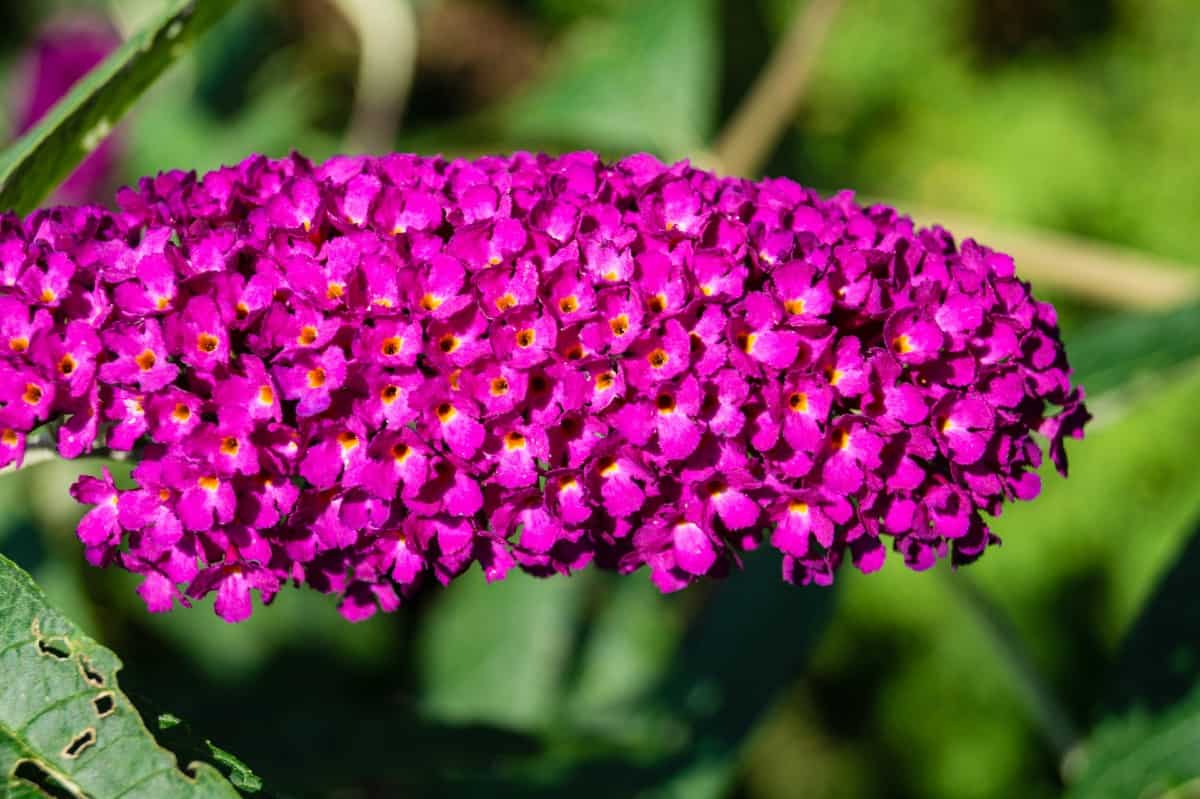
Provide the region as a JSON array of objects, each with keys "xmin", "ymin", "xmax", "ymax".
[
  {"xmin": 526, "ymin": 550, "xmax": 835, "ymax": 799},
  {"xmin": 1065, "ymin": 519, "xmax": 1200, "ymax": 797},
  {"xmin": 643, "ymin": 549, "xmax": 836, "ymax": 798},
  {"xmin": 501, "ymin": 0, "xmax": 718, "ymax": 160},
  {"xmin": 567, "ymin": 576, "xmax": 685, "ymax": 720},
  {"xmin": 0, "ymin": 553, "xmax": 248, "ymax": 798},
  {"xmin": 1066, "ymin": 303, "xmax": 1200, "ymax": 397},
  {"xmin": 0, "ymin": 0, "xmax": 242, "ymax": 214},
  {"xmin": 416, "ymin": 569, "xmax": 589, "ymax": 730}
]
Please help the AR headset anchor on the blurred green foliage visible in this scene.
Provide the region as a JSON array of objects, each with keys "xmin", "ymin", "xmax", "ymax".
[{"xmin": 3, "ymin": 0, "xmax": 1200, "ymax": 797}]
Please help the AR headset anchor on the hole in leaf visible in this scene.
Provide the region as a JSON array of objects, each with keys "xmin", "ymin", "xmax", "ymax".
[
  {"xmin": 14, "ymin": 760, "xmax": 78, "ymax": 799},
  {"xmin": 36, "ymin": 639, "xmax": 70, "ymax": 659},
  {"xmin": 62, "ymin": 729, "xmax": 96, "ymax": 759},
  {"xmin": 93, "ymin": 693, "xmax": 115, "ymax": 718},
  {"xmin": 78, "ymin": 656, "xmax": 105, "ymax": 686}
]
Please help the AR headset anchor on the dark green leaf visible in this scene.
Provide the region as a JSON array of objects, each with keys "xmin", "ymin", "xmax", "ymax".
[
  {"xmin": 1066, "ymin": 303, "xmax": 1200, "ymax": 396},
  {"xmin": 1066, "ymin": 518, "xmax": 1200, "ymax": 797},
  {"xmin": 0, "ymin": 553, "xmax": 246, "ymax": 797},
  {"xmin": 520, "ymin": 550, "xmax": 835, "ymax": 799},
  {"xmin": 0, "ymin": 0, "xmax": 241, "ymax": 214}
]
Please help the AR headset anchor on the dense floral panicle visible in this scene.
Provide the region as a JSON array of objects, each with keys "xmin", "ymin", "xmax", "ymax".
[{"xmin": 0, "ymin": 151, "xmax": 1089, "ymax": 622}]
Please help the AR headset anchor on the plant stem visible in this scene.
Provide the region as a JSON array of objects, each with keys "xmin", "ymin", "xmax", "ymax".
[
  {"xmin": 331, "ymin": 0, "xmax": 419, "ymax": 154},
  {"xmin": 942, "ymin": 569, "xmax": 1082, "ymax": 776},
  {"xmin": 1, "ymin": 434, "xmax": 126, "ymax": 476},
  {"xmin": 711, "ymin": 0, "xmax": 844, "ymax": 178}
]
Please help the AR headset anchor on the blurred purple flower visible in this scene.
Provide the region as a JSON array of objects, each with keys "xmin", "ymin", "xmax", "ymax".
[{"xmin": 12, "ymin": 18, "xmax": 121, "ymax": 204}]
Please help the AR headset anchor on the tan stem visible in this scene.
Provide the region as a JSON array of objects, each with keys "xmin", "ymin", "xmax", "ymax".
[
  {"xmin": 905, "ymin": 206, "xmax": 1200, "ymax": 311},
  {"xmin": 711, "ymin": 0, "xmax": 844, "ymax": 178},
  {"xmin": 330, "ymin": 0, "xmax": 419, "ymax": 154}
]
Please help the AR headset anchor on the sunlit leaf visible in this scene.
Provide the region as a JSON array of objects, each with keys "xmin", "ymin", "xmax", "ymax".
[{"xmin": 0, "ymin": 553, "xmax": 251, "ymax": 797}]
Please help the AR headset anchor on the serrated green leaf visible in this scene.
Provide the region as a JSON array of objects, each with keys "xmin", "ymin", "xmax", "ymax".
[
  {"xmin": 1067, "ymin": 686, "xmax": 1200, "ymax": 799},
  {"xmin": 501, "ymin": 0, "xmax": 718, "ymax": 160},
  {"xmin": 1065, "ymin": 520, "xmax": 1200, "ymax": 798},
  {"xmin": 0, "ymin": 553, "xmax": 248, "ymax": 798},
  {"xmin": 0, "ymin": 0, "xmax": 241, "ymax": 214}
]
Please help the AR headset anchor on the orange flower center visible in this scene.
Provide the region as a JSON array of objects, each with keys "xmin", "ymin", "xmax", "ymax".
[
  {"xmin": 58, "ymin": 354, "xmax": 77, "ymax": 375},
  {"xmin": 307, "ymin": 368, "xmax": 326, "ymax": 388},
  {"xmin": 298, "ymin": 325, "xmax": 319, "ymax": 346},
  {"xmin": 197, "ymin": 333, "xmax": 219, "ymax": 354},
  {"xmin": 22, "ymin": 383, "xmax": 43, "ymax": 405},
  {"xmin": 647, "ymin": 348, "xmax": 668, "ymax": 368},
  {"xmin": 558, "ymin": 295, "xmax": 579, "ymax": 314},
  {"xmin": 9, "ymin": 336, "xmax": 28, "ymax": 353},
  {"xmin": 381, "ymin": 336, "xmax": 403, "ymax": 356},
  {"xmin": 489, "ymin": 377, "xmax": 510, "ymax": 397},
  {"xmin": 135, "ymin": 349, "xmax": 157, "ymax": 371},
  {"xmin": 220, "ymin": 437, "xmax": 240, "ymax": 456}
]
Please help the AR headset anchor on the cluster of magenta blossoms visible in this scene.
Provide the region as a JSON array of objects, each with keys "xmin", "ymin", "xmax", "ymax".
[{"xmin": 0, "ymin": 152, "xmax": 1089, "ymax": 622}]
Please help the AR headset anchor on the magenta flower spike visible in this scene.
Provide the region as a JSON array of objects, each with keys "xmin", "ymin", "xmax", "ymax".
[{"xmin": 0, "ymin": 152, "xmax": 1089, "ymax": 622}]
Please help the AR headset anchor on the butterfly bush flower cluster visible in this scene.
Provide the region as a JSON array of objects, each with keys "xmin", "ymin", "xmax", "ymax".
[{"xmin": 0, "ymin": 151, "xmax": 1089, "ymax": 622}]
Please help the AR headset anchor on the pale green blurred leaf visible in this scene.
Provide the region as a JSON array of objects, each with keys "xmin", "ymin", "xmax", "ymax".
[
  {"xmin": 417, "ymin": 569, "xmax": 588, "ymax": 730},
  {"xmin": 568, "ymin": 576, "xmax": 684, "ymax": 720},
  {"xmin": 502, "ymin": 0, "xmax": 718, "ymax": 159}
]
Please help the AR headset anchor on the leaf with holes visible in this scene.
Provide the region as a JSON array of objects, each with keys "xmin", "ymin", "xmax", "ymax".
[
  {"xmin": 0, "ymin": 553, "xmax": 249, "ymax": 798},
  {"xmin": 0, "ymin": 0, "xmax": 241, "ymax": 214}
]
